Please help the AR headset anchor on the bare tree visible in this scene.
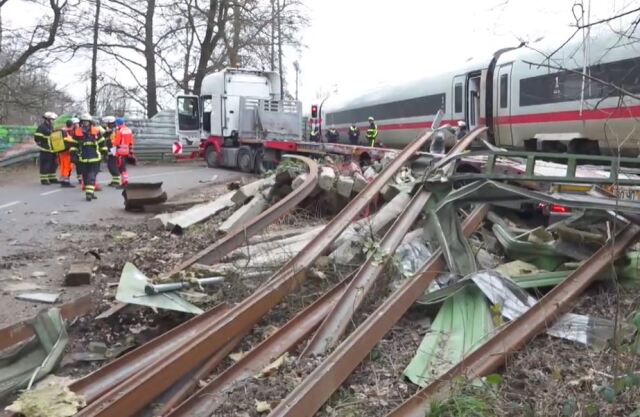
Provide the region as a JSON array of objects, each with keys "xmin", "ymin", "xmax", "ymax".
[{"xmin": 0, "ymin": 0, "xmax": 68, "ymax": 79}]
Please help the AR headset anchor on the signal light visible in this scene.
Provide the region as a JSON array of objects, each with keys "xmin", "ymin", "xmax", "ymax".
[
  {"xmin": 549, "ymin": 204, "xmax": 570, "ymax": 213},
  {"xmin": 311, "ymin": 105, "xmax": 318, "ymax": 118}
]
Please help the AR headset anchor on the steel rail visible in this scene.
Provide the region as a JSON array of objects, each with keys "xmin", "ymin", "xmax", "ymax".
[
  {"xmin": 303, "ymin": 188, "xmax": 431, "ymax": 356},
  {"xmin": 70, "ymin": 303, "xmax": 230, "ymax": 403},
  {"xmin": 167, "ymin": 276, "xmax": 352, "ymax": 417},
  {"xmin": 0, "ymin": 294, "xmax": 94, "ymax": 351},
  {"xmin": 74, "ymin": 129, "xmax": 436, "ymax": 417},
  {"xmin": 268, "ymin": 204, "xmax": 488, "ymax": 417},
  {"xmin": 386, "ymin": 222, "xmax": 640, "ymax": 417},
  {"xmin": 168, "ymin": 154, "xmax": 319, "ymax": 274},
  {"xmin": 154, "ymin": 331, "xmax": 247, "ymax": 416}
]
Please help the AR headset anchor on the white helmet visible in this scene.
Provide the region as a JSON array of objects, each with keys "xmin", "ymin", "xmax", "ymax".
[
  {"xmin": 43, "ymin": 111, "xmax": 58, "ymax": 120},
  {"xmin": 368, "ymin": 116, "xmax": 374, "ymax": 122},
  {"xmin": 71, "ymin": 117, "xmax": 80, "ymax": 124},
  {"xmin": 80, "ymin": 113, "xmax": 93, "ymax": 122},
  {"xmin": 457, "ymin": 120, "xmax": 467, "ymax": 127},
  {"xmin": 102, "ymin": 115, "xmax": 116, "ymax": 124}
]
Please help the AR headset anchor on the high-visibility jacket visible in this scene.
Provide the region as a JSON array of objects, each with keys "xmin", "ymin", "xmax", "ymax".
[
  {"xmin": 113, "ymin": 125, "xmax": 134, "ymax": 156},
  {"xmin": 70, "ymin": 126, "xmax": 107, "ymax": 163},
  {"xmin": 34, "ymin": 122, "xmax": 54, "ymax": 152},
  {"xmin": 366, "ymin": 122, "xmax": 378, "ymax": 145},
  {"xmin": 348, "ymin": 125, "xmax": 360, "ymax": 138}
]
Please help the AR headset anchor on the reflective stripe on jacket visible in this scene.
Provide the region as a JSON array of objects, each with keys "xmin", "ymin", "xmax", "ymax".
[
  {"xmin": 34, "ymin": 122, "xmax": 54, "ymax": 152},
  {"xmin": 70, "ymin": 126, "xmax": 107, "ymax": 163},
  {"xmin": 366, "ymin": 122, "xmax": 378, "ymax": 140}
]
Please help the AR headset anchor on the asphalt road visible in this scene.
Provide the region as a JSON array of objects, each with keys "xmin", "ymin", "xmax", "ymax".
[
  {"xmin": 0, "ymin": 162, "xmax": 239, "ymax": 251},
  {"xmin": 0, "ymin": 161, "xmax": 244, "ymax": 327}
]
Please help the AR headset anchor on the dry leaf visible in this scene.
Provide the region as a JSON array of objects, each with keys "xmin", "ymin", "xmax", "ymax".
[
  {"xmin": 256, "ymin": 353, "xmax": 288, "ymax": 378},
  {"xmin": 255, "ymin": 400, "xmax": 272, "ymax": 413}
]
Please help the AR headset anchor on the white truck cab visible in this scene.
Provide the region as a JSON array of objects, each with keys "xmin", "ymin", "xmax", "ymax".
[{"xmin": 176, "ymin": 68, "xmax": 301, "ymax": 144}]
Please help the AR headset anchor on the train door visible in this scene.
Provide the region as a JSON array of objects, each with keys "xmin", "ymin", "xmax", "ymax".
[
  {"xmin": 468, "ymin": 74, "xmax": 481, "ymax": 129},
  {"xmin": 495, "ymin": 63, "xmax": 514, "ymax": 146},
  {"xmin": 452, "ymin": 75, "xmax": 465, "ymax": 124}
]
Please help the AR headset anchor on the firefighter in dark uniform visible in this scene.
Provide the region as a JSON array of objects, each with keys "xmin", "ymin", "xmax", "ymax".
[
  {"xmin": 366, "ymin": 116, "xmax": 378, "ymax": 147},
  {"xmin": 34, "ymin": 112, "xmax": 59, "ymax": 185},
  {"xmin": 309, "ymin": 126, "xmax": 320, "ymax": 142},
  {"xmin": 325, "ymin": 125, "xmax": 339, "ymax": 143},
  {"xmin": 70, "ymin": 113, "xmax": 108, "ymax": 201},
  {"xmin": 348, "ymin": 123, "xmax": 360, "ymax": 145}
]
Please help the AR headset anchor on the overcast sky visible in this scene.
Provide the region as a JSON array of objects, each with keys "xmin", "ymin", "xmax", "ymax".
[
  {"xmin": 3, "ymin": 0, "xmax": 639, "ymax": 114},
  {"xmin": 295, "ymin": 0, "xmax": 637, "ymax": 108}
]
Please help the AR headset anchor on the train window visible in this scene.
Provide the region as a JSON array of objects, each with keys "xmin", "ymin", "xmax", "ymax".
[
  {"xmin": 327, "ymin": 93, "xmax": 446, "ymax": 125},
  {"xmin": 520, "ymin": 56, "xmax": 640, "ymax": 106},
  {"xmin": 454, "ymin": 83, "xmax": 462, "ymax": 113},
  {"xmin": 500, "ymin": 74, "xmax": 508, "ymax": 108}
]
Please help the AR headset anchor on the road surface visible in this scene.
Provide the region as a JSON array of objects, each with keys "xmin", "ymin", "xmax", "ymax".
[
  {"xmin": 0, "ymin": 161, "xmax": 246, "ymax": 326},
  {"xmin": 0, "ymin": 162, "xmax": 241, "ymax": 253}
]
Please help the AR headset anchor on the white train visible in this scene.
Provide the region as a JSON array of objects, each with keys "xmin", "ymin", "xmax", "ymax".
[{"xmin": 324, "ymin": 28, "xmax": 640, "ymax": 156}]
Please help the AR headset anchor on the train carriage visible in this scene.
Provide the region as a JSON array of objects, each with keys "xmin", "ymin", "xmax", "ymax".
[{"xmin": 324, "ymin": 27, "xmax": 640, "ymax": 156}]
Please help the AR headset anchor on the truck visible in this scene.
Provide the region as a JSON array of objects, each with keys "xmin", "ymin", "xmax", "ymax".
[{"xmin": 175, "ymin": 68, "xmax": 393, "ymax": 172}]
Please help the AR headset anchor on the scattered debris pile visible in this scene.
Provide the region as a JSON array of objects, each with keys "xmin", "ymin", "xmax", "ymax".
[{"xmin": 3, "ymin": 128, "xmax": 640, "ymax": 417}]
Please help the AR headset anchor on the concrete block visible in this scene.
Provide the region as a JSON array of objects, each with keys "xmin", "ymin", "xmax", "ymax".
[
  {"xmin": 352, "ymin": 172, "xmax": 368, "ymax": 193},
  {"xmin": 231, "ymin": 176, "xmax": 275, "ymax": 205},
  {"xmin": 219, "ymin": 189, "xmax": 270, "ymax": 234},
  {"xmin": 65, "ymin": 262, "xmax": 94, "ymax": 286},
  {"xmin": 336, "ymin": 175, "xmax": 354, "ymax": 198},
  {"xmin": 319, "ymin": 167, "xmax": 336, "ymax": 191}
]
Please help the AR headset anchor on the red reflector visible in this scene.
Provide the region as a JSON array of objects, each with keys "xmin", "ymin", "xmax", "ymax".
[{"xmin": 549, "ymin": 204, "xmax": 570, "ymax": 213}]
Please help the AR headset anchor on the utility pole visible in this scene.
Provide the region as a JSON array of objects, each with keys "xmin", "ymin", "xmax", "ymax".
[
  {"xmin": 90, "ymin": 0, "xmax": 101, "ymax": 115},
  {"xmin": 270, "ymin": 0, "xmax": 275, "ymax": 71},
  {"xmin": 277, "ymin": 0, "xmax": 284, "ymax": 100}
]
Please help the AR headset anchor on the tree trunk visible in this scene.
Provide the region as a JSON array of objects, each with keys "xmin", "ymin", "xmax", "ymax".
[
  {"xmin": 228, "ymin": 2, "xmax": 241, "ymax": 67},
  {"xmin": 89, "ymin": 0, "xmax": 101, "ymax": 115},
  {"xmin": 145, "ymin": 0, "xmax": 158, "ymax": 117}
]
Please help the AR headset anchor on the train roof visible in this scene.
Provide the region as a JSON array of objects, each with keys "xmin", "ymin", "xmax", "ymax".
[{"xmin": 324, "ymin": 56, "xmax": 493, "ymax": 114}]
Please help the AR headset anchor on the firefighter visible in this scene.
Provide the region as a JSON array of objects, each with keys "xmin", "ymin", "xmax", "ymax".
[
  {"xmin": 348, "ymin": 123, "xmax": 360, "ymax": 145},
  {"xmin": 58, "ymin": 119, "xmax": 76, "ymax": 187},
  {"xmin": 70, "ymin": 117, "xmax": 83, "ymax": 185},
  {"xmin": 70, "ymin": 113, "xmax": 107, "ymax": 201},
  {"xmin": 112, "ymin": 117, "xmax": 134, "ymax": 188},
  {"xmin": 456, "ymin": 120, "xmax": 468, "ymax": 140},
  {"xmin": 366, "ymin": 116, "xmax": 378, "ymax": 147},
  {"xmin": 34, "ymin": 112, "xmax": 59, "ymax": 185},
  {"xmin": 101, "ymin": 116, "xmax": 120, "ymax": 186},
  {"xmin": 309, "ymin": 125, "xmax": 320, "ymax": 142},
  {"xmin": 325, "ymin": 125, "xmax": 339, "ymax": 143}
]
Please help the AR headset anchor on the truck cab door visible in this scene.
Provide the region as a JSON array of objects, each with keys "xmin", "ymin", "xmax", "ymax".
[{"xmin": 176, "ymin": 95, "xmax": 200, "ymax": 137}]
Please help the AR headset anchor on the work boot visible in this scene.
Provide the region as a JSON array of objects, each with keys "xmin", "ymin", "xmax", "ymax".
[
  {"xmin": 49, "ymin": 178, "xmax": 59, "ymax": 184},
  {"xmin": 60, "ymin": 181, "xmax": 75, "ymax": 188},
  {"xmin": 40, "ymin": 180, "xmax": 50, "ymax": 185},
  {"xmin": 92, "ymin": 194, "xmax": 98, "ymax": 200},
  {"xmin": 86, "ymin": 194, "xmax": 92, "ymax": 202}
]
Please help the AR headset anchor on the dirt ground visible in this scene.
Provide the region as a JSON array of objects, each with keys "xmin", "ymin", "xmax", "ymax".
[{"xmin": 2, "ymin": 164, "xmax": 640, "ymax": 417}]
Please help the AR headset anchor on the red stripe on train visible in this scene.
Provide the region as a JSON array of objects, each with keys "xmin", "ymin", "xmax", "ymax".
[{"xmin": 494, "ymin": 105, "xmax": 640, "ymax": 125}]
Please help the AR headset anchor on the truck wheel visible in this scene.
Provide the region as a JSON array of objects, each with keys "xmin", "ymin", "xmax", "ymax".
[
  {"xmin": 237, "ymin": 146, "xmax": 253, "ymax": 173},
  {"xmin": 205, "ymin": 145, "xmax": 220, "ymax": 168}
]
